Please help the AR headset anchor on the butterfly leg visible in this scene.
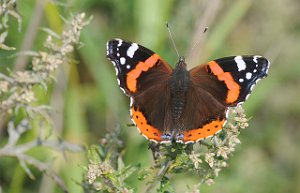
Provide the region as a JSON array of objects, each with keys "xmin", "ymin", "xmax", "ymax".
[{"xmin": 148, "ymin": 142, "xmax": 161, "ymax": 160}]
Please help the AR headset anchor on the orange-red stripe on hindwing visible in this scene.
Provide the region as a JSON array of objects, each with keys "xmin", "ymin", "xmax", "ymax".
[
  {"xmin": 183, "ymin": 119, "xmax": 226, "ymax": 143},
  {"xmin": 130, "ymin": 107, "xmax": 163, "ymax": 142}
]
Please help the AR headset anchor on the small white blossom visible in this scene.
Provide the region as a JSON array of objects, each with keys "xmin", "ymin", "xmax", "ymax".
[
  {"xmin": 87, "ymin": 163, "xmax": 100, "ymax": 184},
  {"xmin": 228, "ymin": 135, "xmax": 241, "ymax": 147},
  {"xmin": 17, "ymin": 90, "xmax": 36, "ymax": 103},
  {"xmin": 216, "ymin": 147, "xmax": 230, "ymax": 160},
  {"xmin": 205, "ymin": 153, "xmax": 215, "ymax": 168},
  {"xmin": 189, "ymin": 151, "xmax": 202, "ymax": 169},
  {"xmin": 214, "ymin": 168, "xmax": 221, "ymax": 177}
]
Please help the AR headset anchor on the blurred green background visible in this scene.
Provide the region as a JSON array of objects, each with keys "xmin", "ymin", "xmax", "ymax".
[{"xmin": 1, "ymin": 0, "xmax": 300, "ymax": 192}]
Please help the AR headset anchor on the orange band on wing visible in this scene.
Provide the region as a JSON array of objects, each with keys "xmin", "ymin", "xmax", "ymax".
[
  {"xmin": 131, "ymin": 107, "xmax": 163, "ymax": 142},
  {"xmin": 208, "ymin": 61, "xmax": 240, "ymax": 104},
  {"xmin": 126, "ymin": 54, "xmax": 160, "ymax": 93},
  {"xmin": 183, "ymin": 119, "xmax": 225, "ymax": 142}
]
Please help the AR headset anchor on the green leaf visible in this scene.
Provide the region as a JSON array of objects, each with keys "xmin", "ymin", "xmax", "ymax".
[
  {"xmin": 157, "ymin": 176, "xmax": 174, "ymax": 193},
  {"xmin": 118, "ymin": 164, "xmax": 140, "ymax": 180},
  {"xmin": 88, "ymin": 145, "xmax": 103, "ymax": 163}
]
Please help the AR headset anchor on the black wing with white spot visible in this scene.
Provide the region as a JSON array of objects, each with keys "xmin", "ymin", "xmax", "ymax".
[
  {"xmin": 213, "ymin": 55, "xmax": 270, "ymax": 104},
  {"xmin": 106, "ymin": 39, "xmax": 172, "ymax": 96},
  {"xmin": 107, "ymin": 39, "xmax": 147, "ymax": 95}
]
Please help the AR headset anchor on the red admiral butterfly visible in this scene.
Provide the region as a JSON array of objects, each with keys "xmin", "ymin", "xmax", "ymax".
[{"xmin": 106, "ymin": 39, "xmax": 269, "ymax": 144}]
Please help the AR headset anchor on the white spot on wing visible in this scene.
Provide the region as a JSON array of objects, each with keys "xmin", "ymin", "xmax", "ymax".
[
  {"xmin": 237, "ymin": 101, "xmax": 244, "ymax": 105},
  {"xmin": 234, "ymin": 56, "xmax": 246, "ymax": 71},
  {"xmin": 150, "ymin": 139, "xmax": 160, "ymax": 143},
  {"xmin": 126, "ymin": 65, "xmax": 131, "ymax": 69},
  {"xmin": 111, "ymin": 61, "xmax": 118, "ymax": 75},
  {"xmin": 106, "ymin": 41, "xmax": 109, "ymax": 55},
  {"xmin": 120, "ymin": 57, "xmax": 126, "ymax": 65},
  {"xmin": 127, "ymin": 43, "xmax": 139, "ymax": 58},
  {"xmin": 120, "ymin": 87, "xmax": 126, "ymax": 94},
  {"xmin": 184, "ymin": 140, "xmax": 194, "ymax": 144},
  {"xmin": 161, "ymin": 140, "xmax": 171, "ymax": 144},
  {"xmin": 245, "ymin": 94, "xmax": 250, "ymax": 101},
  {"xmin": 239, "ymin": 78, "xmax": 244, "ymax": 83},
  {"xmin": 130, "ymin": 108, "xmax": 136, "ymax": 125},
  {"xmin": 225, "ymin": 108, "xmax": 230, "ymax": 119},
  {"xmin": 253, "ymin": 55, "xmax": 260, "ymax": 63},
  {"xmin": 142, "ymin": 134, "xmax": 150, "ymax": 140},
  {"xmin": 130, "ymin": 97, "xmax": 134, "ymax": 107},
  {"xmin": 223, "ymin": 119, "xmax": 228, "ymax": 127},
  {"xmin": 266, "ymin": 59, "xmax": 271, "ymax": 74},
  {"xmin": 195, "ymin": 138, "xmax": 204, "ymax": 143},
  {"xmin": 117, "ymin": 39, "xmax": 122, "ymax": 47},
  {"xmin": 246, "ymin": 72, "xmax": 252, "ymax": 80},
  {"xmin": 110, "ymin": 60, "xmax": 116, "ymax": 66}
]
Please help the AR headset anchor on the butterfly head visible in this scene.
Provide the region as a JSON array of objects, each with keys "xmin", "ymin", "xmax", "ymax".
[{"xmin": 176, "ymin": 56, "xmax": 187, "ymax": 69}]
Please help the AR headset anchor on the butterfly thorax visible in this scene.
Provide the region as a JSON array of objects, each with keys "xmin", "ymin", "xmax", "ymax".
[{"xmin": 170, "ymin": 57, "xmax": 190, "ymax": 131}]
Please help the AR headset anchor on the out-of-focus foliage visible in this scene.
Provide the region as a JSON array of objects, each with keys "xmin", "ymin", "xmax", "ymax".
[{"xmin": 1, "ymin": 0, "xmax": 300, "ymax": 192}]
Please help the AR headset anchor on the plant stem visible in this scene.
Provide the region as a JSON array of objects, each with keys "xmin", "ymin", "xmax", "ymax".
[
  {"xmin": 14, "ymin": 0, "xmax": 46, "ymax": 71},
  {"xmin": 144, "ymin": 159, "xmax": 174, "ymax": 193}
]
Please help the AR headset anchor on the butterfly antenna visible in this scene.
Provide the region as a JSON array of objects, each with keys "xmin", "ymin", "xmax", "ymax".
[
  {"xmin": 190, "ymin": 27, "xmax": 208, "ymax": 53},
  {"xmin": 166, "ymin": 22, "xmax": 180, "ymax": 58}
]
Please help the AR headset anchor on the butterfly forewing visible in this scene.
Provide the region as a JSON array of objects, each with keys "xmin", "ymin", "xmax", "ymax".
[
  {"xmin": 107, "ymin": 39, "xmax": 173, "ymax": 142},
  {"xmin": 211, "ymin": 55, "xmax": 269, "ymax": 105}
]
